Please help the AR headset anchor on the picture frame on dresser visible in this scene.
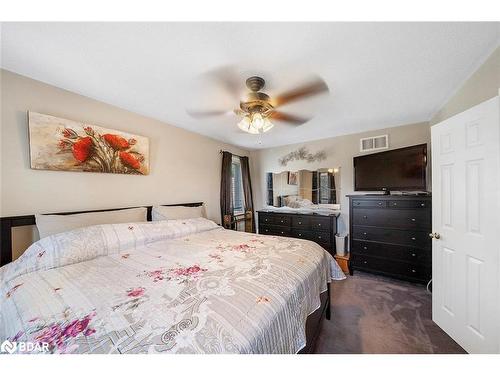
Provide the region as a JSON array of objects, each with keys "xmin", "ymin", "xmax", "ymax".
[{"xmin": 347, "ymin": 194, "xmax": 432, "ymax": 284}]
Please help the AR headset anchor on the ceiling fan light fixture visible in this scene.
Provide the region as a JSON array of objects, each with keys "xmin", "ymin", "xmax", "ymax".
[
  {"xmin": 237, "ymin": 113, "xmax": 275, "ymax": 134},
  {"xmin": 261, "ymin": 118, "xmax": 274, "ymax": 133},
  {"xmin": 251, "ymin": 112, "xmax": 264, "ymax": 130},
  {"xmin": 237, "ymin": 116, "xmax": 259, "ymax": 134}
]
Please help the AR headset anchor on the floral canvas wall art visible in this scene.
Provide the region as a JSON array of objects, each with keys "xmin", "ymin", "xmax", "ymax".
[{"xmin": 28, "ymin": 112, "xmax": 150, "ymax": 175}]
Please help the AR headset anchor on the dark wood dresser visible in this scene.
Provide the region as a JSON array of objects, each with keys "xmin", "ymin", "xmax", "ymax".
[
  {"xmin": 348, "ymin": 195, "xmax": 432, "ymax": 284},
  {"xmin": 257, "ymin": 210, "xmax": 339, "ymax": 255}
]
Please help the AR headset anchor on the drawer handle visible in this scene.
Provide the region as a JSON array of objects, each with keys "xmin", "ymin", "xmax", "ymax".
[
  {"xmin": 363, "ymin": 215, "xmax": 368, "ymax": 219},
  {"xmin": 378, "ymin": 202, "xmax": 382, "ymax": 205},
  {"xmin": 393, "ymin": 203, "xmax": 397, "ymax": 206},
  {"xmin": 298, "ymin": 221, "xmax": 302, "ymax": 225},
  {"xmin": 363, "ymin": 232, "xmax": 367, "ymax": 235},
  {"xmin": 280, "ymin": 220, "xmax": 284, "ymax": 223},
  {"xmin": 411, "ymin": 269, "xmax": 416, "ymax": 273},
  {"xmin": 355, "ymin": 202, "xmax": 360, "ymax": 206},
  {"xmin": 318, "ymin": 236, "xmax": 322, "ymax": 239},
  {"xmin": 363, "ymin": 261, "xmax": 368, "ymax": 264},
  {"xmin": 265, "ymin": 219, "xmax": 268, "ymax": 222},
  {"xmin": 411, "ymin": 237, "xmax": 416, "ymax": 241},
  {"xmin": 281, "ymin": 231, "xmax": 284, "ymax": 234},
  {"xmin": 420, "ymin": 203, "xmax": 425, "ymax": 207},
  {"xmin": 411, "ymin": 218, "xmax": 416, "ymax": 222},
  {"xmin": 318, "ymin": 223, "xmax": 322, "ymax": 226},
  {"xmin": 363, "ymin": 246, "xmax": 367, "ymax": 250},
  {"xmin": 412, "ymin": 253, "xmax": 416, "ymax": 257},
  {"xmin": 298, "ymin": 233, "xmax": 302, "ymax": 237}
]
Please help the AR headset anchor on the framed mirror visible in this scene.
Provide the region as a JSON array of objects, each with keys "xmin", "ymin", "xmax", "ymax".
[{"xmin": 266, "ymin": 168, "xmax": 341, "ymax": 209}]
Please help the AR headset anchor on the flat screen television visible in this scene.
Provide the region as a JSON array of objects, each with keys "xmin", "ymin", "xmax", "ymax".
[{"xmin": 354, "ymin": 144, "xmax": 427, "ymax": 193}]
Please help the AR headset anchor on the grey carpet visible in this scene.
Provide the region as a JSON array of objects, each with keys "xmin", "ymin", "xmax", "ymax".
[{"xmin": 315, "ymin": 271, "xmax": 466, "ymax": 354}]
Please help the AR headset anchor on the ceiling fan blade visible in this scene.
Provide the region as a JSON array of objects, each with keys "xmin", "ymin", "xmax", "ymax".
[
  {"xmin": 270, "ymin": 111, "xmax": 311, "ymax": 125},
  {"xmin": 207, "ymin": 66, "xmax": 242, "ymax": 98},
  {"xmin": 273, "ymin": 79, "xmax": 328, "ymax": 107},
  {"xmin": 186, "ymin": 109, "xmax": 233, "ymax": 118}
]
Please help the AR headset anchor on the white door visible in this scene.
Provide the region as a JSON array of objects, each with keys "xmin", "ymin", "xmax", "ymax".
[{"xmin": 431, "ymin": 96, "xmax": 500, "ymax": 353}]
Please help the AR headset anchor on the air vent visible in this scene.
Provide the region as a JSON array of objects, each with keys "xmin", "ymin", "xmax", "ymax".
[{"xmin": 360, "ymin": 134, "xmax": 389, "ymax": 152}]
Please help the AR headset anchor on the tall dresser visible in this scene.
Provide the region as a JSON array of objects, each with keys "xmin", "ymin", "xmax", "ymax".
[{"xmin": 348, "ymin": 195, "xmax": 432, "ymax": 284}]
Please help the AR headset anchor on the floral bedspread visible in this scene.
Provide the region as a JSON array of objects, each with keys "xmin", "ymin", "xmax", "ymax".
[{"xmin": 0, "ymin": 218, "xmax": 344, "ymax": 354}]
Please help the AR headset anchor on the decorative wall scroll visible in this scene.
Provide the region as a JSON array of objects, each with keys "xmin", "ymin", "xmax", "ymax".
[{"xmin": 278, "ymin": 147, "xmax": 326, "ymax": 167}]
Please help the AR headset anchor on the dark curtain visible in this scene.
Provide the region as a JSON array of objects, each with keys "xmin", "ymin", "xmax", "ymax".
[
  {"xmin": 329, "ymin": 172, "xmax": 336, "ymax": 203},
  {"xmin": 220, "ymin": 151, "xmax": 233, "ymax": 226},
  {"xmin": 240, "ymin": 156, "xmax": 255, "ymax": 233}
]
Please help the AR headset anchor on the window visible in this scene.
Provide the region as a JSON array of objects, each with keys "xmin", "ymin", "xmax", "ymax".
[{"xmin": 231, "ymin": 156, "xmax": 245, "ymax": 214}]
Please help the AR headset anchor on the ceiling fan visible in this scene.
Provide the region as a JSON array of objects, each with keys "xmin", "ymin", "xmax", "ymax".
[{"xmin": 188, "ymin": 74, "xmax": 329, "ymax": 135}]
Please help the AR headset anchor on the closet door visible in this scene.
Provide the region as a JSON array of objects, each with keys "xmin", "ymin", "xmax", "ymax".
[{"xmin": 431, "ymin": 96, "xmax": 499, "ymax": 353}]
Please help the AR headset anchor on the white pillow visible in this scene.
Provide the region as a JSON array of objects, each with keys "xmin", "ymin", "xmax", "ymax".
[
  {"xmin": 35, "ymin": 207, "xmax": 148, "ymax": 238},
  {"xmin": 152, "ymin": 205, "xmax": 204, "ymax": 221}
]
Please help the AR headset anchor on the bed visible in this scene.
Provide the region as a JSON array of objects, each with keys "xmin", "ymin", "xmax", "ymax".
[{"xmin": 0, "ymin": 203, "xmax": 345, "ymax": 354}]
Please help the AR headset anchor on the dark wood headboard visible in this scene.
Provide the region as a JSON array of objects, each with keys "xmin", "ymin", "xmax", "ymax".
[{"xmin": 0, "ymin": 202, "xmax": 204, "ymax": 266}]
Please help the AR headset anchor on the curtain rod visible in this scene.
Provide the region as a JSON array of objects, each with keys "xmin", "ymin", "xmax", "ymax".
[{"xmin": 219, "ymin": 149, "xmax": 247, "ymax": 159}]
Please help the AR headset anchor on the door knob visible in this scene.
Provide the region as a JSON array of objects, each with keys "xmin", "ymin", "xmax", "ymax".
[{"xmin": 429, "ymin": 232, "xmax": 441, "ymax": 239}]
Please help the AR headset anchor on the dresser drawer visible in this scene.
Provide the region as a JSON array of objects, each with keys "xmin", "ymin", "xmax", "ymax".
[
  {"xmin": 259, "ymin": 213, "xmax": 273, "ymax": 225},
  {"xmin": 258, "ymin": 213, "xmax": 291, "ymax": 226},
  {"xmin": 352, "ymin": 254, "xmax": 431, "ymax": 281},
  {"xmin": 293, "ymin": 229, "xmax": 310, "ymax": 240},
  {"xmin": 292, "ymin": 229, "xmax": 331, "ymax": 242},
  {"xmin": 387, "ymin": 200, "xmax": 430, "ymax": 209},
  {"xmin": 352, "ymin": 199, "xmax": 387, "ymax": 208},
  {"xmin": 352, "ymin": 208, "xmax": 430, "ymax": 229},
  {"xmin": 273, "ymin": 215, "xmax": 291, "ymax": 226},
  {"xmin": 259, "ymin": 224, "xmax": 290, "ymax": 236},
  {"xmin": 291, "ymin": 216, "xmax": 311, "ymax": 229},
  {"xmin": 274, "ymin": 227, "xmax": 291, "ymax": 236},
  {"xmin": 311, "ymin": 216, "xmax": 330, "ymax": 231},
  {"xmin": 351, "ymin": 240, "xmax": 430, "ymax": 263},
  {"xmin": 259, "ymin": 225, "xmax": 273, "ymax": 235},
  {"xmin": 291, "ymin": 230, "xmax": 331, "ymax": 250},
  {"xmin": 312, "ymin": 231, "xmax": 330, "ymax": 243},
  {"xmin": 352, "ymin": 225, "xmax": 431, "ymax": 248}
]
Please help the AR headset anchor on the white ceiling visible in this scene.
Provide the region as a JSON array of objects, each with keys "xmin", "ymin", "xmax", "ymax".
[{"xmin": 2, "ymin": 22, "xmax": 499, "ymax": 149}]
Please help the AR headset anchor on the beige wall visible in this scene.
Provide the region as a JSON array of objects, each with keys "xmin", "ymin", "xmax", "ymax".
[
  {"xmin": 250, "ymin": 122, "xmax": 431, "ymax": 234},
  {"xmin": 430, "ymin": 46, "xmax": 500, "ymax": 125},
  {"xmin": 1, "ymin": 69, "xmax": 248, "ymax": 240}
]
